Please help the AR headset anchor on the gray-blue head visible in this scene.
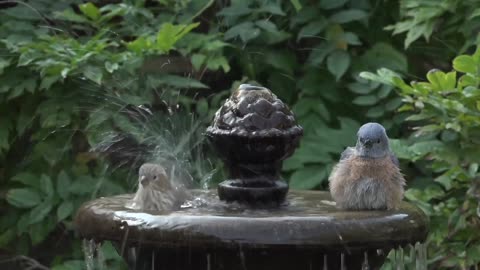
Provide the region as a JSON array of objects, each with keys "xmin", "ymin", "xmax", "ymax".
[{"xmin": 355, "ymin": 122, "xmax": 390, "ymax": 158}]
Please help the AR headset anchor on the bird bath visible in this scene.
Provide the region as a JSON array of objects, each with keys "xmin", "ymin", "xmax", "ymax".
[{"xmin": 75, "ymin": 84, "xmax": 429, "ymax": 270}]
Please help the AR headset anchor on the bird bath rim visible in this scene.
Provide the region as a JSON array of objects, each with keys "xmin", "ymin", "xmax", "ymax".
[{"xmin": 75, "ymin": 189, "xmax": 428, "ymax": 251}]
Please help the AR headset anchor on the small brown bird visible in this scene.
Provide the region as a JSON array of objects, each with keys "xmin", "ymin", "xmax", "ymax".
[
  {"xmin": 131, "ymin": 163, "xmax": 191, "ymax": 211},
  {"xmin": 329, "ymin": 123, "xmax": 405, "ymax": 210}
]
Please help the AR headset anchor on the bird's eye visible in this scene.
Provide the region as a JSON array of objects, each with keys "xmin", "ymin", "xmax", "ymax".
[
  {"xmin": 376, "ymin": 139, "xmax": 380, "ymax": 143},
  {"xmin": 153, "ymin": 176, "xmax": 157, "ymax": 180}
]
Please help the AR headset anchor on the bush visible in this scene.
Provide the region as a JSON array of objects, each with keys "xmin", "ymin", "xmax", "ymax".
[
  {"xmin": 0, "ymin": 1, "xmax": 225, "ymax": 268},
  {"xmin": 362, "ymin": 47, "xmax": 480, "ymax": 268}
]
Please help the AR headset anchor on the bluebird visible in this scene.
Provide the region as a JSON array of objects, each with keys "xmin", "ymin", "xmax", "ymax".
[
  {"xmin": 329, "ymin": 123, "xmax": 405, "ymax": 210},
  {"xmin": 131, "ymin": 163, "xmax": 191, "ymax": 211}
]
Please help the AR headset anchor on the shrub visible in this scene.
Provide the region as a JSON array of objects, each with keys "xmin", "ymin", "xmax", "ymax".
[{"xmin": 362, "ymin": 47, "xmax": 480, "ymax": 268}]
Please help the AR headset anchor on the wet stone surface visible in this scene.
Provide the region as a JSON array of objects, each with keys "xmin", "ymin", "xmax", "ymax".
[
  {"xmin": 75, "ymin": 190, "xmax": 428, "ymax": 270},
  {"xmin": 208, "ymin": 84, "xmax": 302, "ymax": 136},
  {"xmin": 205, "ymin": 84, "xmax": 303, "ymax": 204}
]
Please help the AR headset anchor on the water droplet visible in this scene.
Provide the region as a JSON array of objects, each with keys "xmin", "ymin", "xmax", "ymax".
[
  {"xmin": 361, "ymin": 251, "xmax": 369, "ymax": 270},
  {"xmin": 207, "ymin": 253, "xmax": 211, "ymax": 270},
  {"xmin": 340, "ymin": 253, "xmax": 346, "ymax": 270},
  {"xmin": 395, "ymin": 246, "xmax": 405, "ymax": 270}
]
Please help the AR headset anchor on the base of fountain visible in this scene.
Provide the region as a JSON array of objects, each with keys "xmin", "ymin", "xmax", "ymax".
[
  {"xmin": 217, "ymin": 179, "xmax": 288, "ymax": 205},
  {"xmin": 118, "ymin": 245, "xmax": 387, "ymax": 270},
  {"xmin": 75, "ymin": 190, "xmax": 428, "ymax": 270}
]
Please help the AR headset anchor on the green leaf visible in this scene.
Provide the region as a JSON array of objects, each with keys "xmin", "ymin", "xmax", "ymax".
[
  {"xmin": 290, "ymin": 0, "xmax": 302, "ymax": 11},
  {"xmin": 53, "ymin": 9, "xmax": 89, "ymax": 23},
  {"xmin": 258, "ymin": 2, "xmax": 285, "ymax": 16},
  {"xmin": 40, "ymin": 174, "xmax": 54, "ymax": 198},
  {"xmin": 196, "ymin": 98, "xmax": 209, "ymax": 116},
  {"xmin": 307, "ymin": 42, "xmax": 335, "ymax": 66},
  {"xmin": 0, "ymin": 229, "xmax": 15, "ymax": 248},
  {"xmin": 359, "ymin": 68, "xmax": 401, "ymax": 87},
  {"xmin": 320, "ymin": 0, "xmax": 348, "ymax": 10},
  {"xmin": 385, "ymin": 97, "xmax": 403, "ymax": 111},
  {"xmin": 297, "ymin": 19, "xmax": 327, "ymax": 41},
  {"xmin": 289, "ymin": 165, "xmax": 328, "ymax": 189},
  {"xmin": 0, "ymin": 58, "xmax": 10, "ymax": 74},
  {"xmin": 17, "ymin": 51, "xmax": 39, "ymax": 67},
  {"xmin": 156, "ymin": 23, "xmax": 199, "ymax": 52},
  {"xmin": 148, "ymin": 74, "xmax": 208, "ymax": 89},
  {"xmin": 40, "ymin": 75, "xmax": 61, "ymax": 90},
  {"xmin": 83, "ymin": 66, "xmax": 103, "ymax": 85},
  {"xmin": 69, "ymin": 176, "xmax": 100, "ymax": 195},
  {"xmin": 57, "ymin": 201, "xmax": 74, "ymax": 221},
  {"xmin": 29, "ymin": 215, "xmax": 55, "ymax": 245},
  {"xmin": 409, "ymin": 140, "xmax": 444, "ymax": 156},
  {"xmin": 426, "ymin": 70, "xmax": 457, "ymax": 91},
  {"xmin": 403, "ymin": 22, "xmax": 434, "ymax": 49},
  {"xmin": 329, "ymin": 9, "xmax": 368, "ymax": 24},
  {"xmin": 105, "ymin": 61, "xmax": 119, "ymax": 73},
  {"xmin": 12, "ymin": 173, "xmax": 40, "ymax": 189},
  {"xmin": 264, "ymin": 50, "xmax": 297, "ymax": 74},
  {"xmin": 6, "ymin": 188, "xmax": 42, "ymax": 208},
  {"xmin": 347, "ymin": 82, "xmax": 378, "ymax": 94},
  {"xmin": 191, "ymin": 54, "xmax": 206, "ymax": 70},
  {"xmin": 29, "ymin": 201, "xmax": 53, "ymax": 224},
  {"xmin": 326, "ymin": 50, "xmax": 350, "ymax": 80},
  {"xmin": 57, "ymin": 171, "xmax": 71, "ymax": 200},
  {"xmin": 79, "ymin": 2, "xmax": 100, "ymax": 21},
  {"xmin": 389, "ymin": 139, "xmax": 416, "ymax": 159},
  {"xmin": 352, "ymin": 95, "xmax": 378, "ymax": 106},
  {"xmin": 217, "ymin": 5, "xmax": 251, "ymax": 16},
  {"xmin": 343, "ymin": 32, "xmax": 361, "ymax": 45},
  {"xmin": 224, "ymin": 22, "xmax": 260, "ymax": 42},
  {"xmin": 366, "ymin": 105, "xmax": 384, "ymax": 118},
  {"xmin": 361, "ymin": 43, "xmax": 407, "ymax": 72},
  {"xmin": 206, "ymin": 56, "xmax": 230, "ymax": 72},
  {"xmin": 51, "ymin": 260, "xmax": 85, "ymax": 270},
  {"xmin": 453, "ymin": 55, "xmax": 477, "ymax": 74},
  {"xmin": 0, "ymin": 119, "xmax": 11, "ymax": 152}
]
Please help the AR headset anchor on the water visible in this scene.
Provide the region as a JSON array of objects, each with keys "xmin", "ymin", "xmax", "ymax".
[
  {"xmin": 79, "ymin": 190, "xmax": 428, "ymax": 270},
  {"xmin": 362, "ymin": 251, "xmax": 370, "ymax": 270},
  {"xmin": 83, "ymin": 239, "xmax": 106, "ymax": 270},
  {"xmin": 381, "ymin": 242, "xmax": 428, "ymax": 270}
]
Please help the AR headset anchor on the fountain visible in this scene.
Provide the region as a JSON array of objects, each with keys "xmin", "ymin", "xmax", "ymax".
[{"xmin": 75, "ymin": 84, "xmax": 429, "ymax": 270}]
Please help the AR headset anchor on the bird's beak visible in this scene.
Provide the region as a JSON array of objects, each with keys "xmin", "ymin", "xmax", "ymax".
[
  {"xmin": 140, "ymin": 175, "xmax": 149, "ymax": 186},
  {"xmin": 363, "ymin": 139, "xmax": 373, "ymax": 148}
]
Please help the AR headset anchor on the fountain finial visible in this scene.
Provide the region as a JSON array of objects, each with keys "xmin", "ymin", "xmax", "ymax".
[{"xmin": 206, "ymin": 84, "xmax": 303, "ymax": 205}]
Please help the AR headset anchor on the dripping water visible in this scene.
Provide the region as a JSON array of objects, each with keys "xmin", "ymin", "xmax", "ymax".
[
  {"xmin": 362, "ymin": 251, "xmax": 370, "ymax": 270},
  {"xmin": 394, "ymin": 246, "xmax": 405, "ymax": 270},
  {"xmin": 380, "ymin": 242, "xmax": 428, "ymax": 270},
  {"xmin": 207, "ymin": 253, "xmax": 211, "ymax": 270},
  {"xmin": 82, "ymin": 239, "xmax": 106, "ymax": 270},
  {"xmin": 323, "ymin": 254, "xmax": 328, "ymax": 270},
  {"xmin": 340, "ymin": 253, "xmax": 346, "ymax": 270}
]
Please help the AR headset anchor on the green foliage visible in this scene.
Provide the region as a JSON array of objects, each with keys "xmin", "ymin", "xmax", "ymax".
[
  {"xmin": 362, "ymin": 47, "xmax": 480, "ymax": 268},
  {"xmin": 0, "ymin": 0, "xmax": 225, "ymax": 268},
  {"xmin": 386, "ymin": 0, "xmax": 480, "ymax": 50}
]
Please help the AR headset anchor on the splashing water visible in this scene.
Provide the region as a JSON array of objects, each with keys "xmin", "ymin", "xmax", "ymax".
[{"xmin": 82, "ymin": 239, "xmax": 106, "ymax": 270}]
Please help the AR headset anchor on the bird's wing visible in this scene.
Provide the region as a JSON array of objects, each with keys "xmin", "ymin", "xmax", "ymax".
[
  {"xmin": 390, "ymin": 152, "xmax": 400, "ymax": 167},
  {"xmin": 340, "ymin": 147, "xmax": 355, "ymax": 161}
]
